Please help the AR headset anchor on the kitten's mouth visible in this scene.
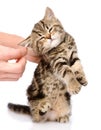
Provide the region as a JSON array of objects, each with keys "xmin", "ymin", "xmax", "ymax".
[
  {"xmin": 51, "ymin": 38, "xmax": 56, "ymax": 42},
  {"xmin": 50, "ymin": 38, "xmax": 53, "ymax": 41}
]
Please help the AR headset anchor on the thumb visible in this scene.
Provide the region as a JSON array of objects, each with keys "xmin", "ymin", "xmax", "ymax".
[{"xmin": 0, "ymin": 45, "xmax": 27, "ymax": 61}]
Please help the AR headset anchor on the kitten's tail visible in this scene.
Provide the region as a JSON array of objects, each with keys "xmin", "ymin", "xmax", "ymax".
[{"xmin": 8, "ymin": 103, "xmax": 31, "ymax": 115}]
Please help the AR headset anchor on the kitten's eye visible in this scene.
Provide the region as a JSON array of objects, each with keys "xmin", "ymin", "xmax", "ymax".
[
  {"xmin": 45, "ymin": 25, "xmax": 49, "ymax": 30},
  {"xmin": 38, "ymin": 33, "xmax": 42, "ymax": 36},
  {"xmin": 49, "ymin": 27, "xmax": 53, "ymax": 32},
  {"xmin": 39, "ymin": 37, "xmax": 45, "ymax": 41},
  {"xmin": 32, "ymin": 30, "xmax": 43, "ymax": 37}
]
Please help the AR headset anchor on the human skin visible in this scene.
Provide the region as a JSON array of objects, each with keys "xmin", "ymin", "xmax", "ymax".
[{"xmin": 0, "ymin": 32, "xmax": 40, "ymax": 81}]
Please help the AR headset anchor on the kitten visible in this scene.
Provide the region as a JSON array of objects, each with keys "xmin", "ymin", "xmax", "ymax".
[{"xmin": 8, "ymin": 7, "xmax": 88, "ymax": 123}]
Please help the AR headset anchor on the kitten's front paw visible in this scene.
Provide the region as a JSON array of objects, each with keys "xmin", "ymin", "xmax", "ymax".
[
  {"xmin": 75, "ymin": 71, "xmax": 88, "ymax": 86},
  {"xmin": 67, "ymin": 85, "xmax": 81, "ymax": 95},
  {"xmin": 39, "ymin": 102, "xmax": 51, "ymax": 116},
  {"xmin": 67, "ymin": 78, "xmax": 81, "ymax": 95}
]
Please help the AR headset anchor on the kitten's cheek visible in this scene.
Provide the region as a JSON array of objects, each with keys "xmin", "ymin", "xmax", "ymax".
[
  {"xmin": 43, "ymin": 41, "xmax": 51, "ymax": 49},
  {"xmin": 38, "ymin": 41, "xmax": 44, "ymax": 46}
]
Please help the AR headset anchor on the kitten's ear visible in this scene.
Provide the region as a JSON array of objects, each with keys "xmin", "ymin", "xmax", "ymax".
[
  {"xmin": 44, "ymin": 7, "xmax": 55, "ymax": 20},
  {"xmin": 18, "ymin": 36, "xmax": 31, "ymax": 47}
]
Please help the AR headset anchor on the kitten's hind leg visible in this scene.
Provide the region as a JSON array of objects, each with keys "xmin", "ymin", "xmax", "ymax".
[
  {"xmin": 54, "ymin": 93, "xmax": 71, "ymax": 123},
  {"xmin": 39, "ymin": 101, "xmax": 51, "ymax": 116},
  {"xmin": 30, "ymin": 99, "xmax": 51, "ymax": 122}
]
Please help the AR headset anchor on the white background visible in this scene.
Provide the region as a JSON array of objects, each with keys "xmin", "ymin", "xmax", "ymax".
[{"xmin": 0, "ymin": 0, "xmax": 101, "ymax": 130}]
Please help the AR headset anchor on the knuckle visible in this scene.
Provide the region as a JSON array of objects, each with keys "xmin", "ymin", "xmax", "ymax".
[{"xmin": 15, "ymin": 58, "xmax": 26, "ymax": 76}]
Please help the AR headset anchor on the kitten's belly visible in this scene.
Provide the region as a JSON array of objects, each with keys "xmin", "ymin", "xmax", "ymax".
[{"xmin": 46, "ymin": 110, "xmax": 57, "ymax": 121}]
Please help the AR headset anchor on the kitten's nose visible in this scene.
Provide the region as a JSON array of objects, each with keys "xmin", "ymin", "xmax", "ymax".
[{"xmin": 46, "ymin": 33, "xmax": 51, "ymax": 39}]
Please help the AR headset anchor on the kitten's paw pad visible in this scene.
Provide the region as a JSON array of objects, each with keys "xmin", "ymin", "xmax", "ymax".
[
  {"xmin": 56, "ymin": 116, "xmax": 69, "ymax": 123},
  {"xmin": 39, "ymin": 102, "xmax": 51, "ymax": 116}
]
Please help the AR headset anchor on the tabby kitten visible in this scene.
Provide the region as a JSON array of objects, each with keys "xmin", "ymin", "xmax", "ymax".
[{"xmin": 8, "ymin": 7, "xmax": 88, "ymax": 123}]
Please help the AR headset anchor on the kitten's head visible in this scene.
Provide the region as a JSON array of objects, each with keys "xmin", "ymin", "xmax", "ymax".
[{"xmin": 20, "ymin": 7, "xmax": 65, "ymax": 55}]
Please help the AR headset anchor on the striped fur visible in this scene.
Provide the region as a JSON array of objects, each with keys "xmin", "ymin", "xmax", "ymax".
[
  {"xmin": 8, "ymin": 7, "xmax": 87, "ymax": 123},
  {"xmin": 8, "ymin": 103, "xmax": 31, "ymax": 115}
]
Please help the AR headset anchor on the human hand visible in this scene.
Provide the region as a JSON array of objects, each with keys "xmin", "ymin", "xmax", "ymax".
[
  {"xmin": 26, "ymin": 47, "xmax": 40, "ymax": 63},
  {"xmin": 0, "ymin": 45, "xmax": 27, "ymax": 81},
  {"xmin": 0, "ymin": 32, "xmax": 40, "ymax": 63}
]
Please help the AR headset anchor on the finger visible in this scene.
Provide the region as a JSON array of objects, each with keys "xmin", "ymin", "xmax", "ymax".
[
  {"xmin": 26, "ymin": 47, "xmax": 40, "ymax": 63},
  {"xmin": 0, "ymin": 72, "xmax": 22, "ymax": 79},
  {"xmin": 0, "ymin": 45, "xmax": 27, "ymax": 60},
  {"xmin": 0, "ymin": 32, "xmax": 24, "ymax": 47},
  {"xmin": 28, "ymin": 47, "xmax": 36, "ymax": 56},
  {"xmin": 26, "ymin": 55, "xmax": 40, "ymax": 63},
  {"xmin": 0, "ymin": 78, "xmax": 19, "ymax": 81},
  {"xmin": 16, "ymin": 57, "xmax": 26, "ymax": 73},
  {"xmin": 0, "ymin": 57, "xmax": 26, "ymax": 73},
  {"xmin": 27, "ymin": 48, "xmax": 37, "ymax": 56}
]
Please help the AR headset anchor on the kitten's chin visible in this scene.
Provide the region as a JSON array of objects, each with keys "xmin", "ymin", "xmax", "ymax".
[
  {"xmin": 51, "ymin": 39, "xmax": 60, "ymax": 48},
  {"xmin": 41, "ymin": 40, "xmax": 61, "ymax": 55}
]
